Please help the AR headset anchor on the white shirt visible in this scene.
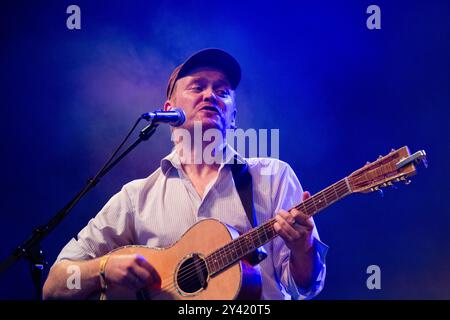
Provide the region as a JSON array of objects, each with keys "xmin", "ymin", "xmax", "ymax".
[{"xmin": 55, "ymin": 147, "xmax": 328, "ymax": 299}]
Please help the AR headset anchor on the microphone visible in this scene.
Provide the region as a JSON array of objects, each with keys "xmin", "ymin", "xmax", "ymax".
[{"xmin": 141, "ymin": 109, "xmax": 186, "ymax": 127}]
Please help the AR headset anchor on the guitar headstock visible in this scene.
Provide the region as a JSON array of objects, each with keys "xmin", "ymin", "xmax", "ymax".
[{"xmin": 348, "ymin": 146, "xmax": 427, "ymax": 193}]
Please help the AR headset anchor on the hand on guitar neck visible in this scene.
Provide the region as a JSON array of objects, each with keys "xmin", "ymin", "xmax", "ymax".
[
  {"xmin": 274, "ymin": 191, "xmax": 314, "ymax": 253},
  {"xmin": 274, "ymin": 191, "xmax": 317, "ymax": 289}
]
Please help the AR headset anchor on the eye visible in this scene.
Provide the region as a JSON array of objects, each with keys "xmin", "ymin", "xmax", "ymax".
[
  {"xmin": 189, "ymin": 85, "xmax": 203, "ymax": 92},
  {"xmin": 216, "ymin": 89, "xmax": 230, "ymax": 97}
]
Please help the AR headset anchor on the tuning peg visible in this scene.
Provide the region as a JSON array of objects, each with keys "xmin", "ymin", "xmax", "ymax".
[
  {"xmin": 381, "ymin": 183, "xmax": 387, "ymax": 187},
  {"xmin": 378, "ymin": 155, "xmax": 383, "ymax": 159},
  {"xmin": 387, "ymin": 181, "xmax": 393, "ymax": 186},
  {"xmin": 378, "ymin": 189, "xmax": 384, "ymax": 197},
  {"xmin": 391, "ymin": 148, "xmax": 395, "ymax": 153},
  {"xmin": 366, "ymin": 161, "xmax": 371, "ymax": 165}
]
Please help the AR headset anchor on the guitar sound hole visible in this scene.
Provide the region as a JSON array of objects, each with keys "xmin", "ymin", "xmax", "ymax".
[{"xmin": 176, "ymin": 254, "xmax": 208, "ymax": 294}]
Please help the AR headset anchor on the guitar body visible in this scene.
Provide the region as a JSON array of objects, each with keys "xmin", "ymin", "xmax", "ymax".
[{"xmin": 102, "ymin": 219, "xmax": 262, "ymax": 300}]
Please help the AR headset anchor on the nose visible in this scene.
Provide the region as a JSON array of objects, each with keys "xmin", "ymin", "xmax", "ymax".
[{"xmin": 203, "ymin": 87, "xmax": 218, "ymax": 104}]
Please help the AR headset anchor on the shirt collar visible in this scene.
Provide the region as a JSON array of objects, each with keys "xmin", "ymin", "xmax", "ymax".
[{"xmin": 160, "ymin": 144, "xmax": 247, "ymax": 176}]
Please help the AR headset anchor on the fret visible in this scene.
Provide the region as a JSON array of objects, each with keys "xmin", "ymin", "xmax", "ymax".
[
  {"xmin": 218, "ymin": 250, "xmax": 226, "ymax": 269},
  {"xmin": 255, "ymin": 226, "xmax": 267, "ymax": 247},
  {"xmin": 222, "ymin": 248, "xmax": 231, "ymax": 266},
  {"xmin": 334, "ymin": 181, "xmax": 342, "ymax": 197},
  {"xmin": 224, "ymin": 250, "xmax": 232, "ymax": 265},
  {"xmin": 237, "ymin": 242, "xmax": 244, "ymax": 256},
  {"xmin": 336, "ymin": 181, "xmax": 344, "ymax": 195},
  {"xmin": 332, "ymin": 183, "xmax": 339, "ymax": 198},
  {"xmin": 322, "ymin": 187, "xmax": 334, "ymax": 205},
  {"xmin": 337, "ymin": 181, "xmax": 349, "ymax": 197},
  {"xmin": 208, "ymin": 255, "xmax": 217, "ymax": 274},
  {"xmin": 231, "ymin": 246, "xmax": 237, "ymax": 261},
  {"xmin": 321, "ymin": 190, "xmax": 328, "ymax": 204},
  {"xmin": 245, "ymin": 238, "xmax": 252, "ymax": 253},
  {"xmin": 213, "ymin": 251, "xmax": 221, "ymax": 271},
  {"xmin": 209, "ymin": 252, "xmax": 219, "ymax": 274},
  {"xmin": 324, "ymin": 186, "xmax": 338, "ymax": 204},
  {"xmin": 264, "ymin": 223, "xmax": 276, "ymax": 240},
  {"xmin": 310, "ymin": 197, "xmax": 318, "ymax": 212},
  {"xmin": 315, "ymin": 191, "xmax": 327, "ymax": 210},
  {"xmin": 259, "ymin": 227, "xmax": 267, "ymax": 244},
  {"xmin": 249, "ymin": 232, "xmax": 257, "ymax": 249},
  {"xmin": 298, "ymin": 202, "xmax": 312, "ymax": 216}
]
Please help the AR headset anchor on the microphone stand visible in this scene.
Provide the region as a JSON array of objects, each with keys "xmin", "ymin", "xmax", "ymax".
[{"xmin": 0, "ymin": 121, "xmax": 159, "ymax": 300}]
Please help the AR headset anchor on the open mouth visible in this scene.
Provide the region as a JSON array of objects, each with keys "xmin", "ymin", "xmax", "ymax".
[{"xmin": 200, "ymin": 106, "xmax": 220, "ymax": 113}]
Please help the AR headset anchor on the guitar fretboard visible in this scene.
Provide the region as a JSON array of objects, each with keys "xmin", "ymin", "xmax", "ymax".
[{"xmin": 206, "ymin": 178, "xmax": 352, "ymax": 276}]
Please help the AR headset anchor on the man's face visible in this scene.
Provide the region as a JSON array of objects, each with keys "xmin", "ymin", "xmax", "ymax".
[{"xmin": 164, "ymin": 67, "xmax": 236, "ymax": 133}]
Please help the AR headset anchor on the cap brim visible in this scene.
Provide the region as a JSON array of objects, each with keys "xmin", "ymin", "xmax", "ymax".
[{"xmin": 178, "ymin": 48, "xmax": 241, "ymax": 90}]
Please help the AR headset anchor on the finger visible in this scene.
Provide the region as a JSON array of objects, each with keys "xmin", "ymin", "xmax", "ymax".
[
  {"xmin": 290, "ymin": 209, "xmax": 314, "ymax": 230},
  {"xmin": 275, "ymin": 214, "xmax": 296, "ymax": 230},
  {"xmin": 302, "ymin": 191, "xmax": 311, "ymax": 201},
  {"xmin": 122, "ymin": 256, "xmax": 153, "ymax": 290},
  {"xmin": 124, "ymin": 269, "xmax": 144, "ymax": 290},
  {"xmin": 290, "ymin": 208, "xmax": 314, "ymax": 228},
  {"xmin": 274, "ymin": 221, "xmax": 294, "ymax": 242},
  {"xmin": 274, "ymin": 215, "xmax": 300, "ymax": 242},
  {"xmin": 135, "ymin": 255, "xmax": 161, "ymax": 289},
  {"xmin": 131, "ymin": 265, "xmax": 153, "ymax": 289},
  {"xmin": 277, "ymin": 210, "xmax": 296, "ymax": 225}
]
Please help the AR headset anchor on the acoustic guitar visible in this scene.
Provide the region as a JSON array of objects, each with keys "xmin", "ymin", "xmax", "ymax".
[{"xmin": 99, "ymin": 146, "xmax": 427, "ymax": 300}]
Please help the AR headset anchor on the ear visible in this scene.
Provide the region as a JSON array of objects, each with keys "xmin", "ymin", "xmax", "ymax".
[{"xmin": 163, "ymin": 101, "xmax": 173, "ymax": 111}]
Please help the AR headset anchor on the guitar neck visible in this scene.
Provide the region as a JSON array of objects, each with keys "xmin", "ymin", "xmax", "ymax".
[{"xmin": 206, "ymin": 177, "xmax": 353, "ymax": 275}]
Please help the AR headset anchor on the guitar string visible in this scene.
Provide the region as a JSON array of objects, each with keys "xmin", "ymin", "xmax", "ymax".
[
  {"xmin": 151, "ymin": 181, "xmax": 350, "ymax": 294},
  {"xmin": 149, "ymin": 162, "xmax": 403, "ymax": 298},
  {"xmin": 148, "ymin": 167, "xmax": 399, "ymax": 298},
  {"xmin": 148, "ymin": 182, "xmax": 351, "ymax": 296},
  {"xmin": 153, "ymin": 182, "xmax": 350, "ymax": 294}
]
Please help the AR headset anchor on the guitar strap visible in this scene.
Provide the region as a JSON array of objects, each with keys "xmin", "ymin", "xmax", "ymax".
[
  {"xmin": 230, "ymin": 159, "xmax": 256, "ymax": 228},
  {"xmin": 230, "ymin": 157, "xmax": 267, "ymax": 265}
]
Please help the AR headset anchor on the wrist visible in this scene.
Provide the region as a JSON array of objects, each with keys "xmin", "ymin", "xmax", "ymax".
[
  {"xmin": 289, "ymin": 234, "xmax": 314, "ymax": 255},
  {"xmin": 99, "ymin": 255, "xmax": 111, "ymax": 299}
]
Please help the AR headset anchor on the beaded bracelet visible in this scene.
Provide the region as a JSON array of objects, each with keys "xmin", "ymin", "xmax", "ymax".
[{"xmin": 99, "ymin": 255, "xmax": 111, "ymax": 300}]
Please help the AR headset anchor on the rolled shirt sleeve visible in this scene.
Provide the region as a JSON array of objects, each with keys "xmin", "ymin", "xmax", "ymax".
[
  {"xmin": 54, "ymin": 185, "xmax": 136, "ymax": 264},
  {"xmin": 271, "ymin": 162, "xmax": 329, "ymax": 300}
]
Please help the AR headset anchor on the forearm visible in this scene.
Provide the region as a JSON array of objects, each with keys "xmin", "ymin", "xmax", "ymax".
[
  {"xmin": 289, "ymin": 244, "xmax": 316, "ymax": 289},
  {"xmin": 43, "ymin": 258, "xmax": 102, "ymax": 300}
]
